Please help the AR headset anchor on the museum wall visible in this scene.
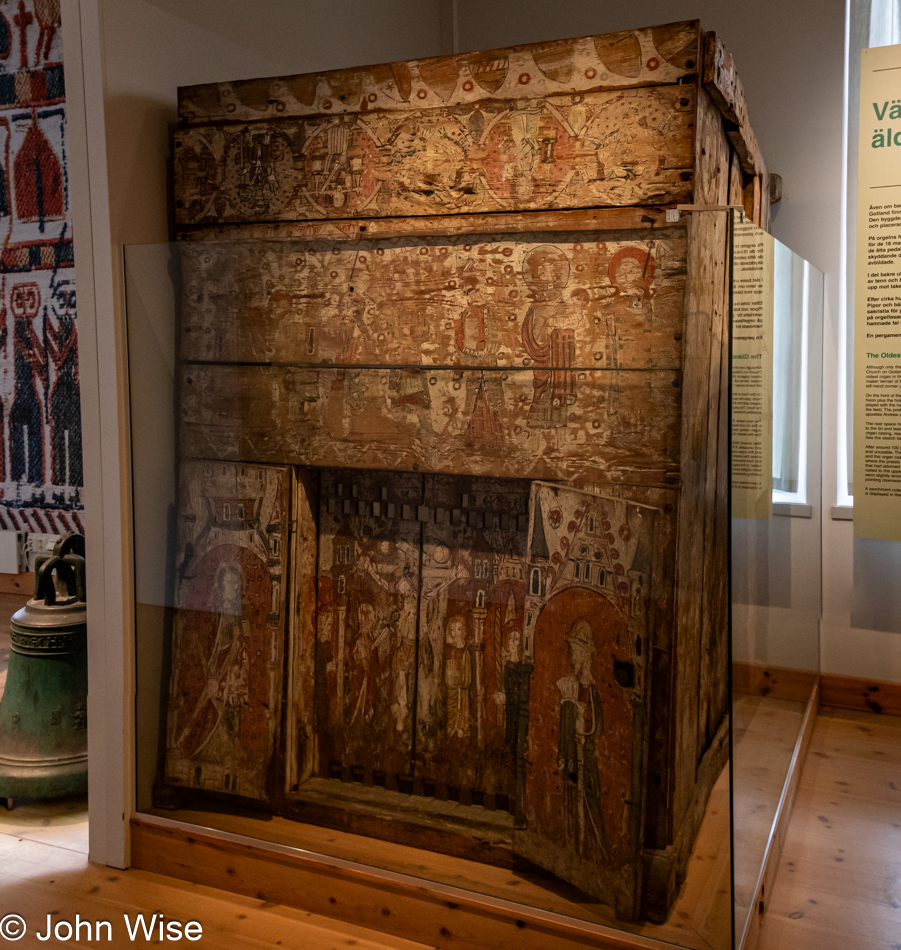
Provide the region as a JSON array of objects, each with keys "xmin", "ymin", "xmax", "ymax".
[{"xmin": 88, "ymin": 0, "xmax": 900, "ymax": 725}]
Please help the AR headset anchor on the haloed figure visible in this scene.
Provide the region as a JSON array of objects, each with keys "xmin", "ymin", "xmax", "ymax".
[
  {"xmin": 556, "ymin": 618, "xmax": 606, "ymax": 858},
  {"xmin": 521, "ymin": 245, "xmax": 577, "ymax": 429},
  {"xmin": 445, "ymin": 614, "xmax": 473, "ymax": 739}
]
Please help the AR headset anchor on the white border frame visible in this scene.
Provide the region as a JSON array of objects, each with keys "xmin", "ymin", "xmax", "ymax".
[{"xmin": 62, "ymin": 0, "xmax": 132, "ymax": 868}]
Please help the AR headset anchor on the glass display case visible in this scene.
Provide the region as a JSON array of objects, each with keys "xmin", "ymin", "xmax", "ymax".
[{"xmin": 121, "ymin": 206, "xmax": 824, "ymax": 949}]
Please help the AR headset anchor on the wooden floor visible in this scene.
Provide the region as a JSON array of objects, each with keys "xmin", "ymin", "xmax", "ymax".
[
  {"xmin": 755, "ymin": 706, "xmax": 901, "ymax": 950},
  {"xmin": 0, "ymin": 611, "xmax": 899, "ymax": 947}
]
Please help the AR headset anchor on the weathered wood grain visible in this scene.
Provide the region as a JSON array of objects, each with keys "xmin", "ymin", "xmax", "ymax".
[
  {"xmin": 314, "ymin": 468, "xmax": 424, "ymax": 783},
  {"xmin": 178, "ymin": 365, "xmax": 682, "ymax": 487},
  {"xmin": 516, "ymin": 483, "xmax": 656, "ymax": 920},
  {"xmin": 669, "ymin": 85, "xmax": 731, "ymax": 841},
  {"xmin": 178, "ymin": 206, "xmax": 678, "ymax": 242},
  {"xmin": 164, "ymin": 460, "xmax": 290, "ymax": 802},
  {"xmin": 174, "ymin": 85, "xmax": 695, "ymax": 225},
  {"xmin": 179, "ymin": 233, "xmax": 687, "ymax": 371},
  {"xmin": 701, "ymin": 30, "xmax": 768, "ymax": 190},
  {"xmin": 415, "ymin": 474, "xmax": 530, "ymax": 804},
  {"xmin": 285, "ymin": 466, "xmax": 318, "ymax": 793},
  {"xmin": 178, "ymin": 21, "xmax": 701, "ymax": 125}
]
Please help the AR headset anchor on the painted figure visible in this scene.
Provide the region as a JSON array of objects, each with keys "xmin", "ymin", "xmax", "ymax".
[
  {"xmin": 521, "ymin": 245, "xmax": 577, "ymax": 428},
  {"xmin": 445, "ymin": 614, "xmax": 473, "ymax": 739},
  {"xmin": 181, "ymin": 563, "xmax": 251, "ymax": 766},
  {"xmin": 10, "ymin": 281, "xmax": 45, "ymax": 484},
  {"xmin": 557, "ymin": 618, "xmax": 606, "ymax": 857},
  {"xmin": 45, "ymin": 276, "xmax": 81, "ymax": 486}
]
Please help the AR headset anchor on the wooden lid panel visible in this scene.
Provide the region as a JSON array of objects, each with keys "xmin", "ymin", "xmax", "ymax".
[
  {"xmin": 178, "ymin": 21, "xmax": 700, "ymax": 125},
  {"xmin": 174, "ymin": 85, "xmax": 695, "ymax": 225}
]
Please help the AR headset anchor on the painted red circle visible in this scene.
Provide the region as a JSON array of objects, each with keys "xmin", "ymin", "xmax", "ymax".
[
  {"xmin": 463, "ymin": 81, "xmax": 474, "ymax": 92},
  {"xmin": 518, "ymin": 73, "xmax": 531, "ymax": 85},
  {"xmin": 368, "ymin": 93, "xmax": 377, "ymax": 102},
  {"xmin": 417, "ymin": 89, "xmax": 428, "ymax": 99},
  {"xmin": 585, "ymin": 67, "xmax": 597, "ymax": 79},
  {"xmin": 647, "ymin": 58, "xmax": 660, "ymax": 71}
]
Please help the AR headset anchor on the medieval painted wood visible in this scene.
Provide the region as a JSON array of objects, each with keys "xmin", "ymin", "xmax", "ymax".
[
  {"xmin": 313, "ymin": 468, "xmax": 423, "ymax": 784},
  {"xmin": 178, "ymin": 231, "xmax": 687, "ymax": 371},
  {"xmin": 164, "ymin": 460, "xmax": 289, "ymax": 801},
  {"xmin": 284, "ymin": 466, "xmax": 317, "ymax": 793},
  {"xmin": 167, "ymin": 18, "xmax": 772, "ymax": 923},
  {"xmin": 178, "ymin": 21, "xmax": 701, "ymax": 125},
  {"xmin": 178, "ymin": 365, "xmax": 681, "ymax": 487},
  {"xmin": 515, "ymin": 483, "xmax": 655, "ymax": 920},
  {"xmin": 415, "ymin": 474, "xmax": 530, "ymax": 807},
  {"xmin": 174, "ymin": 85, "xmax": 696, "ymax": 225}
]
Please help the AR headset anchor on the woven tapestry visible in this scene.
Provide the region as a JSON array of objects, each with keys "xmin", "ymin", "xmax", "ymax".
[{"xmin": 0, "ymin": 0, "xmax": 80, "ymax": 536}]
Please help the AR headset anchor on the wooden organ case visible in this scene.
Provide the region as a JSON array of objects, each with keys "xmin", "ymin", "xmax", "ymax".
[{"xmin": 162, "ymin": 22, "xmax": 772, "ymax": 922}]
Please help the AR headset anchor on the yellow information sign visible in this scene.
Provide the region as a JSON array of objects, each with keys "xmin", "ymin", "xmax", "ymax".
[
  {"xmin": 732, "ymin": 215, "xmax": 775, "ymax": 520},
  {"xmin": 855, "ymin": 45, "xmax": 901, "ymax": 539}
]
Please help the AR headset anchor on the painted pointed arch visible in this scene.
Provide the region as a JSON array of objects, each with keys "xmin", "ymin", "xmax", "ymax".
[{"xmin": 15, "ymin": 120, "xmax": 64, "ymax": 229}]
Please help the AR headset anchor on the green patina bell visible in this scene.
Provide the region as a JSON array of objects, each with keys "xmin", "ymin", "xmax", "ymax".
[{"xmin": 0, "ymin": 533, "xmax": 87, "ymax": 806}]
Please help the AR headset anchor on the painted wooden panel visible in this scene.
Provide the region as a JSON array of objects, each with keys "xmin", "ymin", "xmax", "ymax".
[
  {"xmin": 164, "ymin": 460, "xmax": 289, "ymax": 801},
  {"xmin": 179, "ymin": 233, "xmax": 686, "ymax": 371},
  {"xmin": 178, "ymin": 206, "xmax": 676, "ymax": 242},
  {"xmin": 179, "ymin": 365, "xmax": 682, "ymax": 486},
  {"xmin": 178, "ymin": 21, "xmax": 700, "ymax": 125},
  {"xmin": 174, "ymin": 85, "xmax": 695, "ymax": 225},
  {"xmin": 415, "ymin": 474, "xmax": 530, "ymax": 805},
  {"xmin": 515, "ymin": 483, "xmax": 655, "ymax": 918},
  {"xmin": 284, "ymin": 466, "xmax": 318, "ymax": 793},
  {"xmin": 314, "ymin": 468, "xmax": 423, "ymax": 783}
]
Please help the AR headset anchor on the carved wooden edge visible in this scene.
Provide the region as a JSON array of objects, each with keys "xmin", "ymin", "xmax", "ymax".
[
  {"xmin": 177, "ymin": 20, "xmax": 702, "ymax": 126},
  {"xmin": 130, "ymin": 816, "xmax": 680, "ymax": 950},
  {"xmin": 639, "ymin": 713, "xmax": 729, "ymax": 923},
  {"xmin": 701, "ymin": 32, "xmax": 765, "ymax": 176},
  {"xmin": 732, "ymin": 662, "xmax": 819, "ymax": 704},
  {"xmin": 737, "ymin": 677, "xmax": 820, "ymax": 950},
  {"xmin": 819, "ymin": 671, "xmax": 901, "ymax": 717},
  {"xmin": 176, "ymin": 207, "xmax": 683, "ymax": 242}
]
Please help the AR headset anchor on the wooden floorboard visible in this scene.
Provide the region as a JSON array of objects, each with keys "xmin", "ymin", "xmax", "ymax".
[{"xmin": 755, "ymin": 706, "xmax": 901, "ymax": 950}]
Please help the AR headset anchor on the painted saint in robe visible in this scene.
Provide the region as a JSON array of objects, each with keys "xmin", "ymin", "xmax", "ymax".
[
  {"xmin": 520, "ymin": 245, "xmax": 577, "ymax": 429},
  {"xmin": 557, "ymin": 618, "xmax": 606, "ymax": 858}
]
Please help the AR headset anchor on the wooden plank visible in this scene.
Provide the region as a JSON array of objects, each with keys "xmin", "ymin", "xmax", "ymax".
[
  {"xmin": 178, "ymin": 206, "xmax": 678, "ymax": 240},
  {"xmin": 178, "ymin": 365, "xmax": 682, "ymax": 487},
  {"xmin": 516, "ymin": 484, "xmax": 656, "ymax": 920},
  {"xmin": 701, "ymin": 31, "xmax": 765, "ymax": 179},
  {"xmin": 739, "ymin": 681, "xmax": 820, "ymax": 950},
  {"xmin": 819, "ymin": 672, "xmax": 901, "ymax": 717},
  {"xmin": 284, "ymin": 466, "xmax": 318, "ymax": 792},
  {"xmin": 179, "ymin": 232, "xmax": 687, "ymax": 371},
  {"xmin": 0, "ymin": 572, "xmax": 33, "ymax": 596},
  {"xmin": 178, "ymin": 22, "xmax": 701, "ymax": 125},
  {"xmin": 313, "ymin": 468, "xmax": 423, "ymax": 783},
  {"xmin": 733, "ymin": 663, "xmax": 819, "ymax": 704},
  {"xmin": 669, "ymin": 84, "xmax": 730, "ymax": 834},
  {"xmin": 173, "ymin": 85, "xmax": 696, "ymax": 225},
  {"xmin": 0, "ymin": 834, "xmax": 430, "ymax": 950},
  {"xmin": 696, "ymin": 85, "xmax": 732, "ymax": 758},
  {"xmin": 415, "ymin": 474, "xmax": 530, "ymax": 804},
  {"xmin": 129, "ymin": 817, "xmax": 682, "ymax": 950},
  {"xmin": 163, "ymin": 460, "xmax": 290, "ymax": 802}
]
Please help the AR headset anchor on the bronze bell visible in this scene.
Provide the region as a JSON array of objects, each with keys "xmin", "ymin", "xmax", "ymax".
[{"xmin": 0, "ymin": 533, "xmax": 87, "ymax": 807}]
